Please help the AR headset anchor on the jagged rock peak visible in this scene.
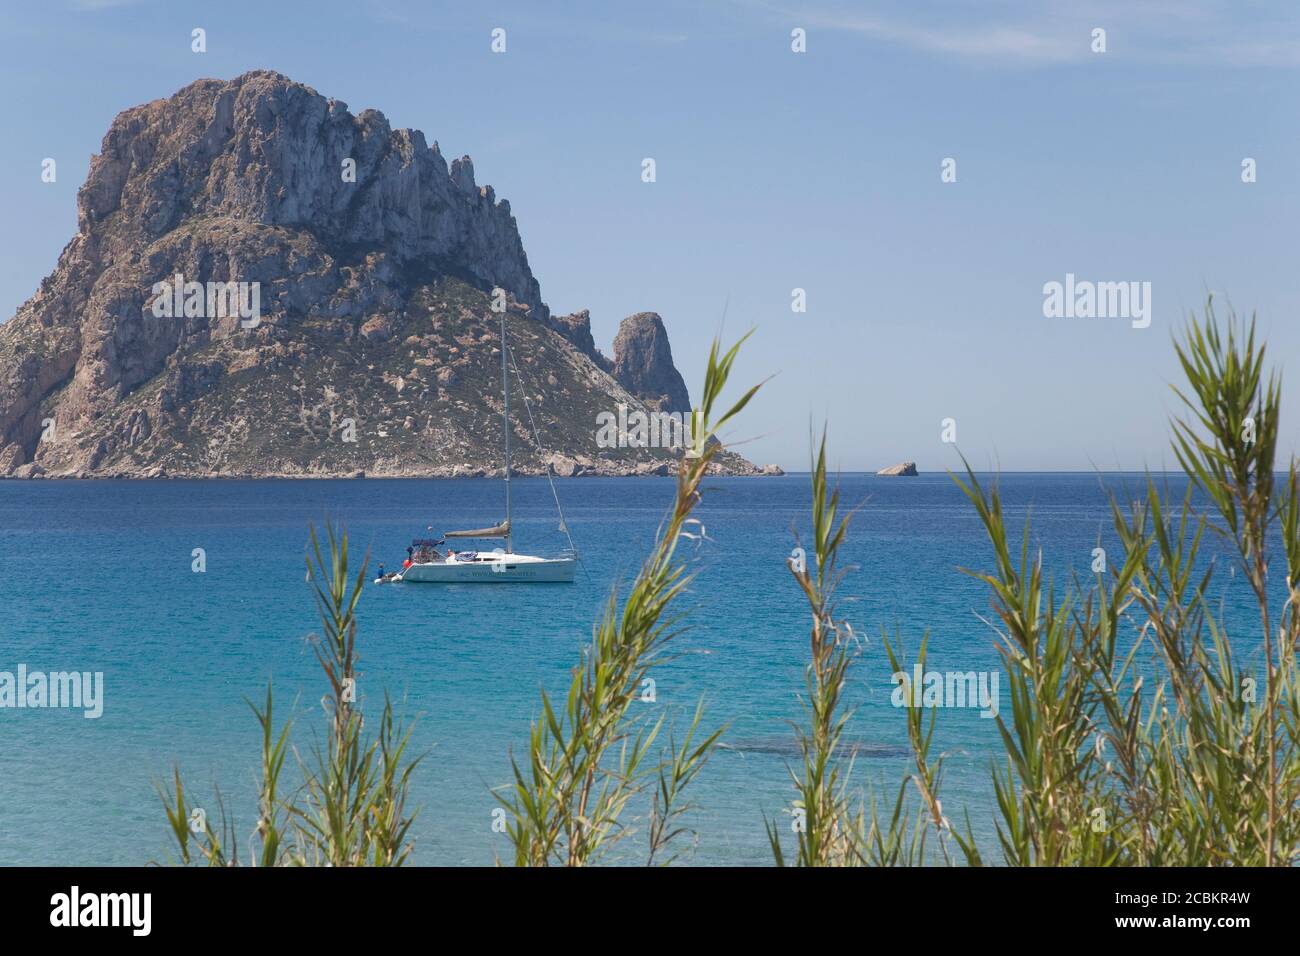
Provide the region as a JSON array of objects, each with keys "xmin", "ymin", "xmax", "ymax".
[
  {"xmin": 78, "ymin": 69, "xmax": 544, "ymax": 317},
  {"xmin": 611, "ymin": 312, "xmax": 691, "ymax": 414},
  {"xmin": 545, "ymin": 309, "xmax": 602, "ymax": 366}
]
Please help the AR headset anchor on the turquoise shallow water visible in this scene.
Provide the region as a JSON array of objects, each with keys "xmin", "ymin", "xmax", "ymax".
[{"xmin": 0, "ymin": 474, "xmax": 1269, "ymax": 865}]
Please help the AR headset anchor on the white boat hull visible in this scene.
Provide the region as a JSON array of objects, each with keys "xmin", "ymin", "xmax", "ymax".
[{"xmin": 399, "ymin": 554, "xmax": 575, "ymax": 583}]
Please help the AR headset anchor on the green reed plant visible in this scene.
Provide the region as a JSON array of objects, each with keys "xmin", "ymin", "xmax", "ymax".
[
  {"xmin": 765, "ymin": 429, "xmax": 863, "ymax": 865},
  {"xmin": 159, "ymin": 522, "xmax": 421, "ymax": 866},
  {"xmin": 877, "ymin": 632, "xmax": 979, "ymax": 865},
  {"xmin": 767, "ymin": 431, "xmax": 953, "ymax": 866},
  {"xmin": 925, "ymin": 300, "xmax": 1300, "ymax": 866},
  {"xmin": 950, "ymin": 466, "xmax": 1128, "ymax": 865},
  {"xmin": 498, "ymin": 335, "xmax": 760, "ymax": 866}
]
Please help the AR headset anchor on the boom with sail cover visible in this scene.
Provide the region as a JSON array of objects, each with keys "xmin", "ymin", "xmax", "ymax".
[{"xmin": 444, "ymin": 520, "xmax": 511, "ymax": 538}]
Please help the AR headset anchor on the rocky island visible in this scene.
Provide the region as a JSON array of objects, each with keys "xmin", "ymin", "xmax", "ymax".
[
  {"xmin": 0, "ymin": 71, "xmax": 778, "ymax": 479},
  {"xmin": 876, "ymin": 461, "xmax": 918, "ymax": 476}
]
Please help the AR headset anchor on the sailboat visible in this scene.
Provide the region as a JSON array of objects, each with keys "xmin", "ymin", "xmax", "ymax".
[{"xmin": 393, "ymin": 303, "xmax": 577, "ymax": 584}]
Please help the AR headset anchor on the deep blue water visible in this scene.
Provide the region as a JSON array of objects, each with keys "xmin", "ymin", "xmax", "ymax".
[{"xmin": 0, "ymin": 474, "xmax": 1272, "ymax": 865}]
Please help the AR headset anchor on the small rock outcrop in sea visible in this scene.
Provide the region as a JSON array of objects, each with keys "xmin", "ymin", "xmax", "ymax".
[
  {"xmin": 0, "ymin": 70, "xmax": 766, "ymax": 479},
  {"xmin": 876, "ymin": 461, "xmax": 918, "ymax": 476}
]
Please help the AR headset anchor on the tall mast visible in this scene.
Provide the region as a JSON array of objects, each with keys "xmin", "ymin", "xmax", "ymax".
[{"xmin": 501, "ymin": 305, "xmax": 513, "ymax": 553}]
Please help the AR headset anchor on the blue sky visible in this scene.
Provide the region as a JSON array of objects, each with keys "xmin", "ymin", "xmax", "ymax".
[{"xmin": 2, "ymin": 0, "xmax": 1298, "ymax": 470}]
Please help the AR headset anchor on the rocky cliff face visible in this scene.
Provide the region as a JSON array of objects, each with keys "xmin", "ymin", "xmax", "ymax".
[
  {"xmin": 545, "ymin": 309, "xmax": 601, "ymax": 364},
  {"xmin": 0, "ymin": 71, "xmax": 768, "ymax": 478}
]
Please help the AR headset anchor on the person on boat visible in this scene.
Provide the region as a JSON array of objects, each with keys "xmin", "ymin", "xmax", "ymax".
[{"xmin": 378, "ymin": 563, "xmax": 385, "ymax": 578}]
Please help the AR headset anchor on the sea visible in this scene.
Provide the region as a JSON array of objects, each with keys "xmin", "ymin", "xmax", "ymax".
[{"xmin": 0, "ymin": 473, "xmax": 1273, "ymax": 865}]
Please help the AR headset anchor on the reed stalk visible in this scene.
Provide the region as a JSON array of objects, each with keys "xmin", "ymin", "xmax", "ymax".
[
  {"xmin": 159, "ymin": 522, "xmax": 422, "ymax": 866},
  {"xmin": 498, "ymin": 334, "xmax": 760, "ymax": 866}
]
